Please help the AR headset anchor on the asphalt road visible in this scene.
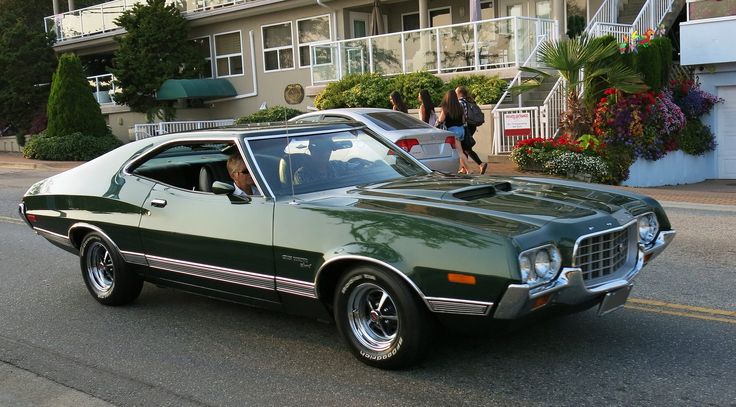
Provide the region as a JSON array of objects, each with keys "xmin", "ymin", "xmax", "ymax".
[{"xmin": 1, "ymin": 168, "xmax": 735, "ymax": 407}]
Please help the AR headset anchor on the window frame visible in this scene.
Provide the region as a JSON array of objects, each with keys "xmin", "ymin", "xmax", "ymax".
[
  {"xmin": 191, "ymin": 35, "xmax": 213, "ymax": 79},
  {"xmin": 261, "ymin": 20, "xmax": 295, "ymax": 73},
  {"xmin": 296, "ymin": 14, "xmax": 333, "ymax": 69},
  {"xmin": 213, "ymin": 30, "xmax": 245, "ymax": 78}
]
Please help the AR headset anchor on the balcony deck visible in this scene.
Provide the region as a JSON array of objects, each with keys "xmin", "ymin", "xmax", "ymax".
[
  {"xmin": 309, "ymin": 17, "xmax": 557, "ymax": 86},
  {"xmin": 45, "ymin": 0, "xmax": 272, "ymax": 43}
]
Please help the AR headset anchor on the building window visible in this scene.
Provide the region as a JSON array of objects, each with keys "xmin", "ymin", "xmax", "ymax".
[
  {"xmin": 191, "ymin": 36, "xmax": 212, "ymax": 78},
  {"xmin": 429, "ymin": 7, "xmax": 451, "ymax": 27},
  {"xmin": 262, "ymin": 22, "xmax": 294, "ymax": 72},
  {"xmin": 402, "ymin": 12, "xmax": 419, "ymax": 31},
  {"xmin": 214, "ymin": 32, "xmax": 243, "ymax": 77},
  {"xmin": 297, "ymin": 15, "xmax": 331, "ymax": 68},
  {"xmin": 536, "ymin": 0, "xmax": 551, "ymax": 19},
  {"xmin": 480, "ymin": 1, "xmax": 495, "ymax": 20}
]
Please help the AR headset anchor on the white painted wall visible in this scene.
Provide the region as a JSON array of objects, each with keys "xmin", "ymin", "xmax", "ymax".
[{"xmin": 681, "ymin": 17, "xmax": 736, "ymax": 66}]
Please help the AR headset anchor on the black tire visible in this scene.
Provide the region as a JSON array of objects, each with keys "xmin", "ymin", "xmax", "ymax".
[
  {"xmin": 79, "ymin": 232, "xmax": 143, "ymax": 306},
  {"xmin": 334, "ymin": 265, "xmax": 432, "ymax": 369}
]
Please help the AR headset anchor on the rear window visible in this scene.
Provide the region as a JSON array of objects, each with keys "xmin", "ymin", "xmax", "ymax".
[{"xmin": 365, "ymin": 112, "xmax": 433, "ymax": 131}]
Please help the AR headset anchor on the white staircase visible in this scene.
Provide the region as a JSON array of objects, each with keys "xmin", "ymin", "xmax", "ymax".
[{"xmin": 491, "ymin": 0, "xmax": 687, "ymax": 153}]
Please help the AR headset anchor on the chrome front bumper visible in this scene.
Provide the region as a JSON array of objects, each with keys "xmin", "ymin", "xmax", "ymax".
[{"xmin": 493, "ymin": 230, "xmax": 676, "ymax": 319}]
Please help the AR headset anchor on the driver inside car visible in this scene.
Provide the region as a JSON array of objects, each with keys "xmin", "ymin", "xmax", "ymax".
[{"xmin": 293, "ymin": 137, "xmax": 346, "ymax": 185}]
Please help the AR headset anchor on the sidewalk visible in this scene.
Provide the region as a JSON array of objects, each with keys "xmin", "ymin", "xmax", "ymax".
[{"xmin": 1, "ymin": 151, "xmax": 734, "ymax": 207}]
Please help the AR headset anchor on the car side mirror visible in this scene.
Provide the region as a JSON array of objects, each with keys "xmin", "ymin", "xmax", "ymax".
[
  {"xmin": 212, "ymin": 181, "xmax": 235, "ymax": 195},
  {"xmin": 212, "ymin": 181, "xmax": 252, "ymax": 204}
]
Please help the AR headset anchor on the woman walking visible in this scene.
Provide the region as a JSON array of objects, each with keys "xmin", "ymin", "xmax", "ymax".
[
  {"xmin": 436, "ymin": 90, "xmax": 469, "ymax": 174},
  {"xmin": 455, "ymin": 86, "xmax": 488, "ymax": 174},
  {"xmin": 417, "ymin": 89, "xmax": 437, "ymax": 127},
  {"xmin": 389, "ymin": 91, "xmax": 408, "ymax": 113}
]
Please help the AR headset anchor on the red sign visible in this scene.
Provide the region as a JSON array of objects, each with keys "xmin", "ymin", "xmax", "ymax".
[{"xmin": 503, "ymin": 112, "xmax": 532, "ymax": 137}]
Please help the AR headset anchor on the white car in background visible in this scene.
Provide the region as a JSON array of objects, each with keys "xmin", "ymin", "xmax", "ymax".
[{"xmin": 290, "ymin": 108, "xmax": 460, "ymax": 173}]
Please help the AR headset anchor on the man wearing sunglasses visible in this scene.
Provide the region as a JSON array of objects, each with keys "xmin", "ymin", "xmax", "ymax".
[{"xmin": 227, "ymin": 154, "xmax": 260, "ymax": 198}]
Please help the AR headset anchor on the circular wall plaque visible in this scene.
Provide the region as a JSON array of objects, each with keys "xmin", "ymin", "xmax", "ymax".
[{"xmin": 284, "ymin": 84, "xmax": 305, "ymax": 105}]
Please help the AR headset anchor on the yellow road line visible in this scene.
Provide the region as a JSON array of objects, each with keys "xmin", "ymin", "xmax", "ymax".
[
  {"xmin": 625, "ymin": 304, "xmax": 736, "ymax": 325},
  {"xmin": 628, "ymin": 298, "xmax": 736, "ymax": 317},
  {"xmin": 0, "ymin": 216, "xmax": 24, "ymax": 225}
]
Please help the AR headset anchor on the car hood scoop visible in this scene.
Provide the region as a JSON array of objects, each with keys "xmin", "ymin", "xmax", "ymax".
[{"xmin": 442, "ymin": 182, "xmax": 512, "ymax": 201}]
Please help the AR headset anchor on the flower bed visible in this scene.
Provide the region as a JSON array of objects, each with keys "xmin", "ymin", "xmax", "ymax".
[
  {"xmin": 510, "ymin": 136, "xmax": 610, "ymax": 183},
  {"xmin": 624, "ymin": 150, "xmax": 715, "ymax": 187}
]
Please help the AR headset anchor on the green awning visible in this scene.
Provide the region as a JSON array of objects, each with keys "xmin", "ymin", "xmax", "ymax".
[{"xmin": 156, "ymin": 79, "xmax": 237, "ymax": 101}]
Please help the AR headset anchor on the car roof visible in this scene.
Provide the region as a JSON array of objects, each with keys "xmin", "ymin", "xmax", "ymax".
[
  {"xmin": 296, "ymin": 108, "xmax": 395, "ymax": 117},
  {"xmin": 137, "ymin": 121, "xmax": 367, "ymax": 146}
]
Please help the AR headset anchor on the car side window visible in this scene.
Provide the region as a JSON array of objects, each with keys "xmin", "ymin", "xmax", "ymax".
[{"xmin": 131, "ymin": 142, "xmax": 235, "ymax": 192}]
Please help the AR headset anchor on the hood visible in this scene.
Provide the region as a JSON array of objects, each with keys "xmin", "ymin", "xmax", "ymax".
[{"xmin": 305, "ymin": 174, "xmax": 650, "ymax": 238}]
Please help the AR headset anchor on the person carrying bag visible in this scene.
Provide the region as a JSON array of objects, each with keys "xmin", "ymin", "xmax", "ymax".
[{"xmin": 456, "ymin": 86, "xmax": 488, "ymax": 174}]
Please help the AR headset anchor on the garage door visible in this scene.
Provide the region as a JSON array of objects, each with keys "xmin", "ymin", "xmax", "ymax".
[{"xmin": 717, "ymin": 86, "xmax": 736, "ymax": 179}]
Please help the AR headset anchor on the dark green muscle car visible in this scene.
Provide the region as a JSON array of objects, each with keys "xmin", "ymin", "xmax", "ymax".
[{"xmin": 20, "ymin": 122, "xmax": 675, "ymax": 369}]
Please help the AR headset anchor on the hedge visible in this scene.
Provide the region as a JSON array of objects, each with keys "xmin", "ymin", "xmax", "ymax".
[
  {"xmin": 23, "ymin": 131, "xmax": 122, "ymax": 161},
  {"xmin": 235, "ymin": 106, "xmax": 304, "ymax": 124}
]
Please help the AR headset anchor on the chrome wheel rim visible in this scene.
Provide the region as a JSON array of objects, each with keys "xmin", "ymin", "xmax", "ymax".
[
  {"xmin": 347, "ymin": 282, "xmax": 399, "ymax": 352},
  {"xmin": 86, "ymin": 242, "xmax": 114, "ymax": 293}
]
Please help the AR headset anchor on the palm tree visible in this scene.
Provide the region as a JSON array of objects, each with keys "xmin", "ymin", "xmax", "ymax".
[{"xmin": 514, "ymin": 35, "xmax": 647, "ymax": 138}]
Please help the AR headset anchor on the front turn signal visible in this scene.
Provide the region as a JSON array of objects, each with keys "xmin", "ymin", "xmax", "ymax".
[{"xmin": 447, "ymin": 273, "xmax": 476, "ymax": 285}]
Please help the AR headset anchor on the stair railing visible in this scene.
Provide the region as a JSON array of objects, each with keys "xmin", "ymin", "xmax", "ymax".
[
  {"xmin": 536, "ymin": 0, "xmax": 679, "ymax": 144},
  {"xmin": 491, "ymin": 26, "xmax": 558, "ymax": 154}
]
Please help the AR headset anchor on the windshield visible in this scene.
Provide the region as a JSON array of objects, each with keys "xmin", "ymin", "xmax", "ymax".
[
  {"xmin": 365, "ymin": 111, "xmax": 432, "ymax": 131},
  {"xmin": 248, "ymin": 129, "xmax": 428, "ymax": 196}
]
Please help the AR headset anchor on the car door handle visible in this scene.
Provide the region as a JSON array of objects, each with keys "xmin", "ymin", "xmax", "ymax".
[{"xmin": 150, "ymin": 199, "xmax": 167, "ymax": 208}]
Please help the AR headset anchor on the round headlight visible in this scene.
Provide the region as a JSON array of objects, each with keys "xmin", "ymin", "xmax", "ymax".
[
  {"xmin": 519, "ymin": 254, "xmax": 533, "ymax": 283},
  {"xmin": 534, "ymin": 250, "xmax": 551, "ymax": 278},
  {"xmin": 638, "ymin": 213, "xmax": 659, "ymax": 244}
]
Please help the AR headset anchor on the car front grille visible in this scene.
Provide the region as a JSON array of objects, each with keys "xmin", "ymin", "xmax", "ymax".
[{"xmin": 574, "ymin": 225, "xmax": 634, "ymax": 283}]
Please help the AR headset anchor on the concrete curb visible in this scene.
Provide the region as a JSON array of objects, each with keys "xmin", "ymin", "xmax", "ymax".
[{"xmin": 659, "ymin": 201, "xmax": 736, "ymax": 213}]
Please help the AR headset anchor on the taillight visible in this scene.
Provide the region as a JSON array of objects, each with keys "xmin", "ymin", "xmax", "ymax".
[
  {"xmin": 26, "ymin": 214, "xmax": 37, "ymax": 223},
  {"xmin": 395, "ymin": 138, "xmax": 420, "ymax": 152},
  {"xmin": 444, "ymin": 136, "xmax": 456, "ymax": 148}
]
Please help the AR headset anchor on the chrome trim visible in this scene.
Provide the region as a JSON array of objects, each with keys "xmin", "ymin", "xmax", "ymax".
[
  {"xmin": 315, "ymin": 255, "xmax": 494, "ymax": 316},
  {"xmin": 122, "ymin": 135, "xmax": 273, "ymax": 199},
  {"xmin": 240, "ymin": 138, "xmax": 274, "ymax": 198},
  {"xmin": 34, "ymin": 227, "xmax": 74, "ymax": 249},
  {"xmin": 120, "ymin": 250, "xmax": 149, "ymax": 266},
  {"xmin": 275, "ymin": 276, "xmax": 317, "ymax": 299},
  {"xmin": 643, "ymin": 230, "xmax": 676, "ymax": 264},
  {"xmin": 572, "ymin": 220, "xmax": 638, "ymax": 286},
  {"xmin": 425, "ymin": 297, "xmax": 494, "ymax": 316},
  {"xmin": 68, "ymin": 223, "xmax": 121, "ymax": 252},
  {"xmin": 494, "ymin": 228, "xmax": 676, "ymax": 320},
  {"xmin": 17, "ymin": 203, "xmax": 32, "ymax": 228},
  {"xmin": 315, "ymin": 255, "xmax": 432, "ymax": 310},
  {"xmin": 145, "ymin": 255, "xmax": 274, "ymax": 291}
]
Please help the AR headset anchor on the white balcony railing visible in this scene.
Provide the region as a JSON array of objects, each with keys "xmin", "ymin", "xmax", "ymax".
[
  {"xmin": 45, "ymin": 0, "xmax": 267, "ymax": 42},
  {"xmin": 309, "ymin": 16, "xmax": 557, "ymax": 85},
  {"xmin": 89, "ymin": 73, "xmax": 117, "ymax": 104},
  {"xmin": 133, "ymin": 119, "xmax": 236, "ymax": 140}
]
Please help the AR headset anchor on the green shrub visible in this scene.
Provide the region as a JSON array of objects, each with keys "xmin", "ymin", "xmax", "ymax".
[
  {"xmin": 390, "ymin": 71, "xmax": 444, "ymax": 109},
  {"xmin": 655, "ymin": 38, "xmax": 673, "ymax": 85},
  {"xmin": 15, "ymin": 133, "xmax": 26, "ymax": 147},
  {"xmin": 235, "ymin": 106, "xmax": 304, "ymax": 124},
  {"xmin": 635, "ymin": 38, "xmax": 672, "ymax": 91},
  {"xmin": 342, "ymin": 73, "xmax": 393, "ymax": 108},
  {"xmin": 23, "ymin": 130, "xmax": 121, "ymax": 161},
  {"xmin": 677, "ymin": 120, "xmax": 717, "ymax": 156},
  {"xmin": 314, "ymin": 74, "xmax": 384, "ymax": 110},
  {"xmin": 315, "ymin": 72, "xmax": 507, "ymax": 109},
  {"xmin": 445, "ymin": 75, "xmax": 507, "ymax": 105},
  {"xmin": 46, "ymin": 53, "xmax": 108, "ymax": 139}
]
